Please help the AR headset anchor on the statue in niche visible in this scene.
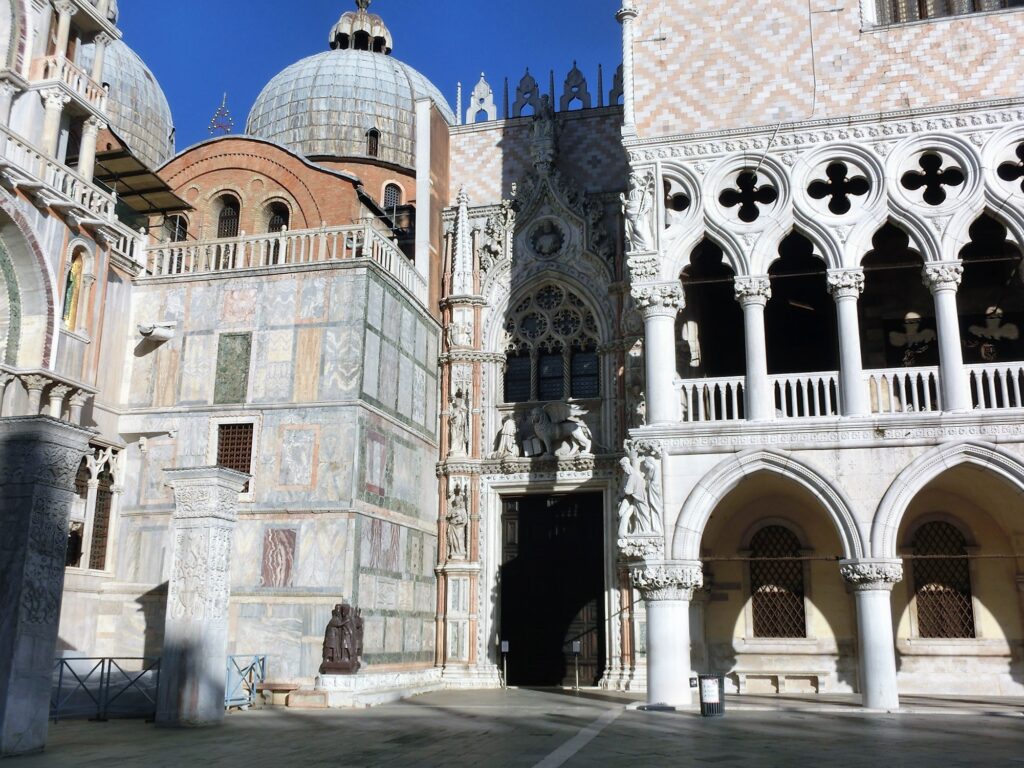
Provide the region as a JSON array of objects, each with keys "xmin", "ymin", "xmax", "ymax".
[
  {"xmin": 625, "ymin": 382, "xmax": 646, "ymax": 430},
  {"xmin": 448, "ymin": 388, "xmax": 470, "ymax": 457},
  {"xmin": 640, "ymin": 455, "xmax": 664, "ymax": 535},
  {"xmin": 622, "ymin": 171, "xmax": 654, "ymax": 253},
  {"xmin": 446, "ymin": 482, "xmax": 470, "ymax": 560},
  {"xmin": 889, "ymin": 312, "xmax": 937, "ymax": 367},
  {"xmin": 320, "ymin": 602, "xmax": 364, "ymax": 675},
  {"xmin": 967, "ymin": 306, "xmax": 1019, "ymax": 362},
  {"xmin": 530, "ymin": 402, "xmax": 593, "ymax": 458},
  {"xmin": 490, "ymin": 414, "xmax": 520, "ymax": 460}
]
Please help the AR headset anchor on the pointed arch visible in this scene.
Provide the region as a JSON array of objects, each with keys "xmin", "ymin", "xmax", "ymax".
[
  {"xmin": 672, "ymin": 449, "xmax": 866, "ymax": 561},
  {"xmin": 871, "ymin": 440, "xmax": 1024, "ymax": 560}
]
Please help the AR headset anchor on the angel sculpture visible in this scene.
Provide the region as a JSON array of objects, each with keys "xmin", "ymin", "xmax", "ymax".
[{"xmin": 529, "ymin": 402, "xmax": 593, "ymax": 458}]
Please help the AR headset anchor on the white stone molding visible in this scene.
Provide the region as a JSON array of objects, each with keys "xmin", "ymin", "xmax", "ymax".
[
  {"xmin": 733, "ymin": 275, "xmax": 772, "ymax": 306},
  {"xmin": 630, "ymin": 282, "xmax": 683, "ymax": 318},
  {"xmin": 673, "ymin": 448, "xmax": 866, "ymax": 562},
  {"xmin": 840, "ymin": 559, "xmax": 904, "ymax": 591},
  {"xmin": 922, "ymin": 260, "xmax": 964, "ymax": 293},
  {"xmin": 872, "ymin": 440, "xmax": 1024, "ymax": 559},
  {"xmin": 826, "ymin": 268, "xmax": 865, "ymax": 299},
  {"xmin": 629, "ymin": 560, "xmax": 703, "ymax": 601}
]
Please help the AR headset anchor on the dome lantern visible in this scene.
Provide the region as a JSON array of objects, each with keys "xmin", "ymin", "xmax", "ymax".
[{"xmin": 329, "ymin": 0, "xmax": 393, "ymax": 55}]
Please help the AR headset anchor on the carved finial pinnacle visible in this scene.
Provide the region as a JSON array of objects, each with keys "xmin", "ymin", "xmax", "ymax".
[{"xmin": 356, "ymin": 0, "xmax": 371, "ymax": 10}]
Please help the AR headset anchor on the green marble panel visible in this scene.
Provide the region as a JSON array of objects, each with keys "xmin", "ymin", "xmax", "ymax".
[{"xmin": 214, "ymin": 332, "xmax": 252, "ymax": 404}]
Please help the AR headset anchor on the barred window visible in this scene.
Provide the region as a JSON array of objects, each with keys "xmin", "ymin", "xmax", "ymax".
[
  {"xmin": 912, "ymin": 521, "xmax": 976, "ymax": 639},
  {"xmin": 217, "ymin": 423, "xmax": 254, "ymax": 492},
  {"xmin": 502, "ymin": 284, "xmax": 601, "ymax": 403},
  {"xmin": 383, "ymin": 183, "xmax": 402, "ymax": 211},
  {"xmin": 89, "ymin": 469, "xmax": 114, "ymax": 571},
  {"xmin": 217, "ymin": 195, "xmax": 240, "ymax": 239},
  {"xmin": 367, "ymin": 129, "xmax": 381, "ymax": 158},
  {"xmin": 750, "ymin": 526, "xmax": 806, "ymax": 638},
  {"xmin": 877, "ymin": 0, "xmax": 1020, "ymax": 23}
]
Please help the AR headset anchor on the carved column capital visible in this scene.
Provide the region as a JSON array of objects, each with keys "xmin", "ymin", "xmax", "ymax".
[
  {"xmin": 630, "ymin": 560, "xmax": 703, "ymax": 601},
  {"xmin": 616, "ymin": 3, "xmax": 639, "ymax": 23},
  {"xmin": 93, "ymin": 32, "xmax": 115, "ymax": 49},
  {"xmin": 734, "ymin": 276, "xmax": 772, "ymax": 307},
  {"xmin": 840, "ymin": 559, "xmax": 904, "ymax": 592},
  {"xmin": 827, "ymin": 268, "xmax": 865, "ymax": 300},
  {"xmin": 0, "ymin": 78, "xmax": 20, "ymax": 100},
  {"xmin": 631, "ymin": 282, "xmax": 683, "ymax": 318},
  {"xmin": 40, "ymin": 88, "xmax": 71, "ymax": 111},
  {"xmin": 922, "ymin": 261, "xmax": 963, "ymax": 294},
  {"xmin": 53, "ymin": 0, "xmax": 78, "ymax": 17},
  {"xmin": 164, "ymin": 466, "xmax": 250, "ymax": 524},
  {"xmin": 82, "ymin": 116, "xmax": 107, "ymax": 135}
]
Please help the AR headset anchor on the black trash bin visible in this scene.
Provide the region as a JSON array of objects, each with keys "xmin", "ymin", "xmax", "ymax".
[{"xmin": 698, "ymin": 675, "xmax": 725, "ymax": 717}]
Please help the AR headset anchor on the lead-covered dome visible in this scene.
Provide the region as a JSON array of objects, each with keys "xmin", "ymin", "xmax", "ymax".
[
  {"xmin": 246, "ymin": 1, "xmax": 453, "ymax": 170},
  {"xmin": 81, "ymin": 39, "xmax": 175, "ymax": 170}
]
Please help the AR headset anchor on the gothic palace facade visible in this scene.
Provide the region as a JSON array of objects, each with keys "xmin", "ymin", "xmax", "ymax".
[{"xmin": 2, "ymin": 0, "xmax": 1024, "ymax": 751}]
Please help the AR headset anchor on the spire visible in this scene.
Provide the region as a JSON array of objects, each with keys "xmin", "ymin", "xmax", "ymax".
[{"xmin": 208, "ymin": 93, "xmax": 234, "ymax": 136}]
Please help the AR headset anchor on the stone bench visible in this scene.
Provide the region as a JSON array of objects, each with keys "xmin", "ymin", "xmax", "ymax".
[{"xmin": 729, "ymin": 670, "xmax": 829, "ymax": 695}]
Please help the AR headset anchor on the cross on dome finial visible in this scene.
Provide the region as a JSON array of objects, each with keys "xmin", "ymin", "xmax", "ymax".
[{"xmin": 356, "ymin": 0, "xmax": 370, "ymax": 9}]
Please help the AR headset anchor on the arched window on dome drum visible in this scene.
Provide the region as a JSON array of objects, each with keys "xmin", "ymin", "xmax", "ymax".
[
  {"xmin": 366, "ymin": 129, "xmax": 381, "ymax": 158},
  {"xmin": 62, "ymin": 251, "xmax": 84, "ymax": 331},
  {"xmin": 502, "ymin": 284, "xmax": 601, "ymax": 404},
  {"xmin": 267, "ymin": 202, "xmax": 289, "ymax": 233},
  {"xmin": 749, "ymin": 525, "xmax": 806, "ymax": 639},
  {"xmin": 912, "ymin": 521, "xmax": 976, "ymax": 639},
  {"xmin": 383, "ymin": 183, "xmax": 402, "ymax": 211},
  {"xmin": 217, "ymin": 195, "xmax": 240, "ymax": 239}
]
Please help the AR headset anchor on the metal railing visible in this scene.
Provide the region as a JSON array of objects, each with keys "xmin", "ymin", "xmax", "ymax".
[
  {"xmin": 50, "ymin": 657, "xmax": 160, "ymax": 721},
  {"xmin": 30, "ymin": 55, "xmax": 108, "ymax": 111},
  {"xmin": 145, "ymin": 224, "xmax": 427, "ymax": 302},
  {"xmin": 771, "ymin": 371, "xmax": 840, "ymax": 418},
  {"xmin": 865, "ymin": 366, "xmax": 941, "ymax": 414},
  {"xmin": 225, "ymin": 655, "xmax": 267, "ymax": 710},
  {"xmin": 678, "ymin": 375, "xmax": 745, "ymax": 422},
  {"xmin": 968, "ymin": 362, "xmax": 1024, "ymax": 410}
]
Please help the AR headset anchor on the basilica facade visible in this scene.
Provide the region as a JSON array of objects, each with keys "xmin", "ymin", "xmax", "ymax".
[{"xmin": 1, "ymin": 0, "xmax": 1024, "ymax": 751}]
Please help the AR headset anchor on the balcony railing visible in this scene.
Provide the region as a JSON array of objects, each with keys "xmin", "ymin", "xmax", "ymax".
[
  {"xmin": 675, "ymin": 363, "xmax": 1024, "ymax": 425},
  {"xmin": 0, "ymin": 365, "xmax": 97, "ymax": 425},
  {"xmin": 0, "ymin": 124, "xmax": 116, "ymax": 222},
  {"xmin": 968, "ymin": 362, "xmax": 1024, "ymax": 410},
  {"xmin": 31, "ymin": 55, "xmax": 107, "ymax": 112},
  {"xmin": 145, "ymin": 225, "xmax": 427, "ymax": 302}
]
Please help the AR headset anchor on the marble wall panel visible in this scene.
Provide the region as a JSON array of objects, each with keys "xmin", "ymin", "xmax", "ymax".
[
  {"xmin": 127, "ymin": 345, "xmax": 155, "ymax": 407},
  {"xmin": 123, "ymin": 523, "xmax": 168, "ymax": 584},
  {"xmin": 365, "ymin": 278, "xmax": 383, "ymax": 329},
  {"xmin": 259, "ymin": 279, "xmax": 296, "ymax": 327},
  {"xmin": 400, "ymin": 305, "xmax": 415, "ymax": 353},
  {"xmin": 377, "ymin": 578, "xmax": 399, "ymax": 611},
  {"xmin": 362, "ymin": 331, "xmax": 380, "ymax": 401},
  {"xmin": 391, "ymin": 440, "xmax": 421, "ymax": 510},
  {"xmin": 231, "ymin": 523, "xmax": 261, "ymax": 587},
  {"xmin": 212, "ymin": 332, "xmax": 250, "ymax": 405},
  {"xmin": 321, "ymin": 325, "xmax": 362, "ymax": 401},
  {"xmin": 403, "ymin": 618, "xmax": 421, "ymax": 653},
  {"xmin": 316, "ymin": 421, "xmax": 356, "ymax": 505},
  {"xmin": 221, "ymin": 286, "xmax": 259, "ymax": 326},
  {"xmin": 180, "ymin": 333, "xmax": 217, "ymax": 404},
  {"xmin": 412, "ymin": 368, "xmax": 427, "ymax": 428},
  {"xmin": 260, "ymin": 529, "xmax": 297, "ymax": 588},
  {"xmin": 415, "ymin": 319, "xmax": 427, "ymax": 365},
  {"xmin": 139, "ymin": 439, "xmax": 175, "ymax": 506},
  {"xmin": 152, "ymin": 343, "xmax": 180, "ymax": 408},
  {"xmin": 382, "ymin": 292, "xmax": 400, "ymax": 341},
  {"xmin": 362, "ymin": 518, "xmax": 401, "ymax": 573},
  {"xmin": 415, "ymin": 582, "xmax": 433, "ymax": 614},
  {"xmin": 384, "ymin": 616, "xmax": 403, "ymax": 653},
  {"xmin": 252, "ymin": 329, "xmax": 294, "ymax": 402},
  {"xmin": 377, "ymin": 340, "xmax": 399, "ymax": 411},
  {"xmin": 293, "ymin": 328, "xmax": 322, "ymax": 402},
  {"xmin": 363, "ymin": 615, "xmax": 385, "ymax": 654},
  {"xmin": 231, "ymin": 611, "xmax": 304, "ymax": 681},
  {"xmin": 398, "ymin": 580, "xmax": 414, "ymax": 612},
  {"xmin": 162, "ymin": 287, "xmax": 186, "ymax": 324},
  {"xmin": 298, "ymin": 277, "xmax": 327, "ymax": 323},
  {"xmin": 187, "ymin": 285, "xmax": 219, "ymax": 331},
  {"xmin": 397, "ymin": 353, "xmax": 413, "ymax": 418},
  {"xmin": 292, "ymin": 518, "xmax": 351, "ymax": 590},
  {"xmin": 277, "ymin": 427, "xmax": 317, "ymax": 489},
  {"xmin": 362, "ymin": 430, "xmax": 388, "ymax": 497}
]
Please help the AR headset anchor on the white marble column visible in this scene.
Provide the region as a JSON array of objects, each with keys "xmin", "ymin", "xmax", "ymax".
[
  {"xmin": 616, "ymin": 3, "xmax": 638, "ymax": 135},
  {"xmin": 40, "ymin": 89, "xmax": 70, "ymax": 159},
  {"xmin": 841, "ymin": 559, "xmax": 903, "ymax": 711},
  {"xmin": 631, "ymin": 561, "xmax": 703, "ymax": 708},
  {"xmin": 734, "ymin": 276, "xmax": 774, "ymax": 421},
  {"xmin": 77, "ymin": 116, "xmax": 105, "ymax": 182},
  {"xmin": 923, "ymin": 262, "xmax": 971, "ymax": 411},
  {"xmin": 156, "ymin": 466, "xmax": 249, "ymax": 728},
  {"xmin": 0, "ymin": 80, "xmax": 19, "ymax": 126},
  {"xmin": 53, "ymin": 1, "xmax": 77, "ymax": 59},
  {"xmin": 631, "ymin": 283, "xmax": 683, "ymax": 424},
  {"xmin": 0, "ymin": 417, "xmax": 91, "ymax": 756},
  {"xmin": 828, "ymin": 269, "xmax": 869, "ymax": 416},
  {"xmin": 90, "ymin": 33, "xmax": 113, "ymax": 83}
]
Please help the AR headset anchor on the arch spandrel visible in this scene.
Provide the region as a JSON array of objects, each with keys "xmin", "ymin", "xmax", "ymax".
[{"xmin": 672, "ymin": 449, "xmax": 866, "ymax": 562}]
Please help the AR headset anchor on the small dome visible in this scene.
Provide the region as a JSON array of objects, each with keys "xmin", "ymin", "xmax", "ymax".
[
  {"xmin": 81, "ymin": 40, "xmax": 175, "ymax": 170},
  {"xmin": 329, "ymin": 0, "xmax": 392, "ymax": 54},
  {"xmin": 246, "ymin": 51, "xmax": 453, "ymax": 169}
]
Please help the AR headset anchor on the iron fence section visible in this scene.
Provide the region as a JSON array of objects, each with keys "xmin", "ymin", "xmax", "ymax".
[
  {"xmin": 50, "ymin": 657, "xmax": 160, "ymax": 721},
  {"xmin": 226, "ymin": 655, "xmax": 267, "ymax": 709}
]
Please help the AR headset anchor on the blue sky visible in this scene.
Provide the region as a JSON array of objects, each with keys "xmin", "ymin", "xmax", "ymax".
[{"xmin": 118, "ymin": 0, "xmax": 623, "ymax": 151}]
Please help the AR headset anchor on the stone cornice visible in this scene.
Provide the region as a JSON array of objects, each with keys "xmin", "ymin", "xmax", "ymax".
[
  {"xmin": 635, "ymin": 409, "xmax": 1024, "ymax": 455},
  {"xmin": 624, "ymin": 98, "xmax": 1024, "ymax": 157},
  {"xmin": 439, "ymin": 351, "xmax": 506, "ymax": 365},
  {"xmin": 439, "ymin": 454, "xmax": 622, "ymax": 478}
]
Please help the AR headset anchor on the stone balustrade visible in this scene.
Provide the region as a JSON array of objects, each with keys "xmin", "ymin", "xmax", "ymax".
[
  {"xmin": 0, "ymin": 123, "xmax": 117, "ymax": 222},
  {"xmin": 30, "ymin": 55, "xmax": 108, "ymax": 113},
  {"xmin": 0, "ymin": 365, "xmax": 97, "ymax": 425},
  {"xmin": 674, "ymin": 362, "xmax": 1024, "ymax": 424},
  {"xmin": 144, "ymin": 224, "xmax": 428, "ymax": 303}
]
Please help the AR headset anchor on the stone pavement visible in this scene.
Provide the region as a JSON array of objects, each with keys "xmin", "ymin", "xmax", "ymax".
[{"xmin": 17, "ymin": 689, "xmax": 1024, "ymax": 768}]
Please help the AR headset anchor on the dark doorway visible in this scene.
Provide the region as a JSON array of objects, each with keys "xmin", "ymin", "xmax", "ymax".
[{"xmin": 500, "ymin": 493, "xmax": 606, "ymax": 687}]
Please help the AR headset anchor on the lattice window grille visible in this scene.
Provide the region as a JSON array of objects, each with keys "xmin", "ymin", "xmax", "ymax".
[
  {"xmin": 912, "ymin": 521, "xmax": 976, "ymax": 639},
  {"xmin": 217, "ymin": 423, "xmax": 254, "ymax": 492},
  {"xmin": 89, "ymin": 469, "xmax": 114, "ymax": 571},
  {"xmin": 502, "ymin": 284, "xmax": 600, "ymax": 403},
  {"xmin": 749, "ymin": 525, "xmax": 807, "ymax": 639}
]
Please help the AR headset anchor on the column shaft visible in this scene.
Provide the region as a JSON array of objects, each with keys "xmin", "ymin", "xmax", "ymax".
[
  {"xmin": 646, "ymin": 599, "xmax": 692, "ymax": 706},
  {"xmin": 40, "ymin": 91, "xmax": 67, "ymax": 158},
  {"xmin": 924, "ymin": 264, "xmax": 970, "ymax": 411},
  {"xmin": 829, "ymin": 270, "xmax": 869, "ymax": 416},
  {"xmin": 841, "ymin": 560, "xmax": 903, "ymax": 711},
  {"xmin": 77, "ymin": 118, "xmax": 104, "ymax": 182},
  {"xmin": 735, "ymin": 278, "xmax": 773, "ymax": 421},
  {"xmin": 54, "ymin": 5, "xmax": 74, "ymax": 58},
  {"xmin": 616, "ymin": 5, "xmax": 638, "ymax": 133},
  {"xmin": 644, "ymin": 313, "xmax": 678, "ymax": 424}
]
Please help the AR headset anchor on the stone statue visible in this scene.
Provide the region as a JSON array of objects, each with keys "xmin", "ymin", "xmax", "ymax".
[
  {"xmin": 490, "ymin": 414, "xmax": 520, "ymax": 460},
  {"xmin": 622, "ymin": 170, "xmax": 654, "ymax": 253},
  {"xmin": 446, "ymin": 482, "xmax": 469, "ymax": 560},
  {"xmin": 320, "ymin": 602, "xmax": 364, "ymax": 675},
  {"xmin": 448, "ymin": 388, "xmax": 469, "ymax": 457},
  {"xmin": 625, "ymin": 382, "xmax": 646, "ymax": 429},
  {"xmin": 446, "ymin": 322, "xmax": 472, "ymax": 349},
  {"xmin": 616, "ymin": 455, "xmax": 649, "ymax": 539},
  {"xmin": 531, "ymin": 95, "xmax": 557, "ymax": 168},
  {"xmin": 640, "ymin": 455, "xmax": 664, "ymax": 535},
  {"xmin": 530, "ymin": 402, "xmax": 593, "ymax": 458}
]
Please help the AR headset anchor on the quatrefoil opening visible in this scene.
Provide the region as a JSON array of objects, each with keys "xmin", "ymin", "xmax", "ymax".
[
  {"xmin": 997, "ymin": 144, "xmax": 1024, "ymax": 194},
  {"xmin": 719, "ymin": 171, "xmax": 778, "ymax": 223},
  {"xmin": 901, "ymin": 152, "xmax": 964, "ymax": 206},
  {"xmin": 807, "ymin": 161, "xmax": 870, "ymax": 216}
]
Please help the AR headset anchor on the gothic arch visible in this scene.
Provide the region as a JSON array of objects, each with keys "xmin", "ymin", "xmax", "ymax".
[
  {"xmin": 871, "ymin": 440, "xmax": 1024, "ymax": 560},
  {"xmin": 0, "ymin": 194, "xmax": 56, "ymax": 367},
  {"xmin": 672, "ymin": 449, "xmax": 866, "ymax": 561}
]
